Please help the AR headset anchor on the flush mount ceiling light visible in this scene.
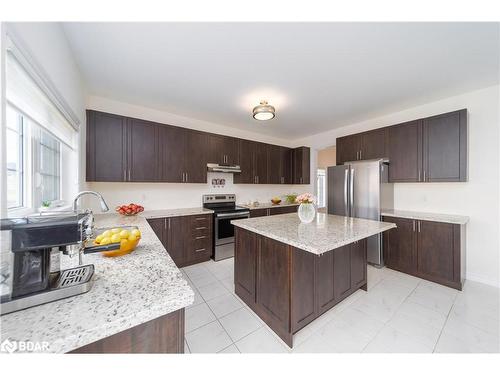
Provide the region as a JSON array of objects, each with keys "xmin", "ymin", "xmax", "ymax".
[{"xmin": 252, "ymin": 100, "xmax": 275, "ymax": 121}]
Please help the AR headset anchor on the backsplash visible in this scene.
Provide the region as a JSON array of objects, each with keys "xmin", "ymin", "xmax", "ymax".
[{"xmin": 84, "ymin": 172, "xmax": 312, "ymax": 211}]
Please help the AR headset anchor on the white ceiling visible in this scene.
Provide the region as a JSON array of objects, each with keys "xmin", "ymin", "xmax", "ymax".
[{"xmin": 62, "ymin": 22, "xmax": 499, "ymax": 140}]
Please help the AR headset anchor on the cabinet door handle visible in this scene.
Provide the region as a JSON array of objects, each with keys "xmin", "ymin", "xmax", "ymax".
[
  {"xmin": 123, "ymin": 169, "xmax": 126, "ymax": 181},
  {"xmin": 195, "ymin": 236, "xmax": 206, "ymax": 240},
  {"xmin": 128, "ymin": 169, "xmax": 131, "ymax": 181},
  {"xmin": 195, "ymin": 217, "xmax": 206, "ymax": 221},
  {"xmin": 423, "ymin": 170, "xmax": 426, "ymax": 182},
  {"xmin": 413, "ymin": 220, "xmax": 415, "ymax": 232},
  {"xmin": 418, "ymin": 170, "xmax": 421, "ymax": 182},
  {"xmin": 418, "ymin": 221, "xmax": 421, "ymax": 232},
  {"xmin": 168, "ymin": 218, "xmax": 171, "ymax": 230},
  {"xmin": 164, "ymin": 219, "xmax": 167, "ymax": 230},
  {"xmin": 195, "ymin": 248, "xmax": 206, "ymax": 253},
  {"xmin": 196, "ymin": 226, "xmax": 207, "ymax": 230}
]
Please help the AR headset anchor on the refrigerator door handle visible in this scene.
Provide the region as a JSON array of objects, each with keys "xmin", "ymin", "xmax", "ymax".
[
  {"xmin": 344, "ymin": 168, "xmax": 349, "ymax": 216},
  {"xmin": 349, "ymin": 168, "xmax": 354, "ymax": 217}
]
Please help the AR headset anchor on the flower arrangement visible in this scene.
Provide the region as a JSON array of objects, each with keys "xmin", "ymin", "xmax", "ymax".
[{"xmin": 295, "ymin": 193, "xmax": 314, "ymax": 204}]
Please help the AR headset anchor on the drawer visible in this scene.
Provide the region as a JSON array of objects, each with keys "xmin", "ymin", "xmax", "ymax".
[
  {"xmin": 187, "ymin": 237, "xmax": 212, "ymax": 261},
  {"xmin": 189, "ymin": 215, "xmax": 211, "ymax": 230}
]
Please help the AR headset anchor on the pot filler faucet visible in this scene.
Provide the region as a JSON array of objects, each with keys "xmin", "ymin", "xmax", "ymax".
[{"xmin": 70, "ymin": 191, "xmax": 110, "ymax": 264}]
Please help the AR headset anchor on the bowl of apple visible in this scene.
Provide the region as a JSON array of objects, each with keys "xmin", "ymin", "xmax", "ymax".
[{"xmin": 116, "ymin": 203, "xmax": 144, "ymax": 216}]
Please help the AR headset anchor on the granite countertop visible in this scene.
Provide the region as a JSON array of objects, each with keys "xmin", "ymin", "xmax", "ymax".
[
  {"xmin": 144, "ymin": 207, "xmax": 213, "ymax": 219},
  {"xmin": 232, "ymin": 212, "xmax": 396, "ymax": 255},
  {"xmin": 381, "ymin": 209, "xmax": 469, "ymax": 225},
  {"xmin": 1, "ymin": 213, "xmax": 194, "ymax": 353},
  {"xmin": 240, "ymin": 202, "xmax": 299, "ymax": 210}
]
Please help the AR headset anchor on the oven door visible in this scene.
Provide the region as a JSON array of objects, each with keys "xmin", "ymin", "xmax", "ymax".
[{"xmin": 214, "ymin": 211, "xmax": 250, "ymax": 246}]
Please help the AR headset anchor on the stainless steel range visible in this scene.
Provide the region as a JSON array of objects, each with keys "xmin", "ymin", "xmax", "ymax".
[{"xmin": 202, "ymin": 194, "xmax": 250, "ymax": 261}]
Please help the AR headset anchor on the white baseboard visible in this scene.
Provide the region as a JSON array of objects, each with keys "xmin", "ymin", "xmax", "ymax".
[{"xmin": 466, "ymin": 272, "xmax": 500, "ymax": 289}]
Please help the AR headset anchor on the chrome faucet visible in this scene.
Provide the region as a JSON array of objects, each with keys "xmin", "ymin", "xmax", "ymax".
[
  {"xmin": 71, "ymin": 191, "xmax": 110, "ymax": 265},
  {"xmin": 73, "ymin": 191, "xmax": 110, "ymax": 213}
]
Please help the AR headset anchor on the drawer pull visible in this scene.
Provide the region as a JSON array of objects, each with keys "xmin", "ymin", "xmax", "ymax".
[
  {"xmin": 195, "ymin": 217, "xmax": 207, "ymax": 221},
  {"xmin": 196, "ymin": 226, "xmax": 207, "ymax": 230},
  {"xmin": 195, "ymin": 248, "xmax": 206, "ymax": 253},
  {"xmin": 195, "ymin": 236, "xmax": 206, "ymax": 240}
]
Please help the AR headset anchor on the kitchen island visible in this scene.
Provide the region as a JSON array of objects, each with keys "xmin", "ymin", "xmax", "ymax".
[
  {"xmin": 1, "ymin": 212, "xmax": 195, "ymax": 353},
  {"xmin": 232, "ymin": 212, "xmax": 396, "ymax": 347}
]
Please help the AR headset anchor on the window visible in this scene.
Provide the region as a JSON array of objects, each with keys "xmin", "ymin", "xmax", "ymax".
[
  {"xmin": 37, "ymin": 130, "xmax": 61, "ymax": 205},
  {"xmin": 4, "ymin": 36, "xmax": 78, "ymax": 216},
  {"xmin": 5, "ymin": 105, "xmax": 62, "ymax": 213},
  {"xmin": 6, "ymin": 107, "xmax": 24, "ymax": 209},
  {"xmin": 316, "ymin": 169, "xmax": 326, "ymax": 208}
]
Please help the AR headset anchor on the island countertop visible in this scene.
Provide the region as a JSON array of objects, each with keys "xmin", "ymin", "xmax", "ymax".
[
  {"xmin": 232, "ymin": 212, "xmax": 396, "ymax": 255},
  {"xmin": 0, "ymin": 213, "xmax": 194, "ymax": 353}
]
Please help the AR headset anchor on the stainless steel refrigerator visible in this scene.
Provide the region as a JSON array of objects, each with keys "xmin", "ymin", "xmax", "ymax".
[{"xmin": 327, "ymin": 159, "xmax": 393, "ymax": 267}]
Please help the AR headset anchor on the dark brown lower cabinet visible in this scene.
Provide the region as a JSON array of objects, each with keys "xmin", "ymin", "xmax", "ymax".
[
  {"xmin": 70, "ymin": 308, "xmax": 185, "ymax": 353},
  {"xmin": 147, "ymin": 214, "xmax": 212, "ymax": 268},
  {"xmin": 249, "ymin": 205, "xmax": 298, "ymax": 218},
  {"xmin": 383, "ymin": 216, "xmax": 464, "ymax": 290},
  {"xmin": 234, "ymin": 227, "xmax": 367, "ymax": 347}
]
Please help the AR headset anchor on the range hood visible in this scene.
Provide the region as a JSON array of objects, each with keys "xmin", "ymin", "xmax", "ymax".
[{"xmin": 207, "ymin": 163, "xmax": 241, "ymax": 173}]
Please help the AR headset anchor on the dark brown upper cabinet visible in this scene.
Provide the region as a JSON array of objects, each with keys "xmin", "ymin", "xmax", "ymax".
[
  {"xmin": 387, "ymin": 120, "xmax": 422, "ymax": 182},
  {"xmin": 293, "ymin": 146, "xmax": 310, "ymax": 184},
  {"xmin": 267, "ymin": 145, "xmax": 292, "ymax": 184},
  {"xmin": 127, "ymin": 118, "xmax": 160, "ymax": 182},
  {"xmin": 234, "ymin": 139, "xmax": 268, "ymax": 184},
  {"xmin": 336, "ymin": 129, "xmax": 386, "ymax": 165},
  {"xmin": 423, "ymin": 109, "xmax": 467, "ymax": 182},
  {"xmin": 86, "ymin": 110, "xmax": 127, "ymax": 182},
  {"xmin": 337, "ymin": 109, "xmax": 467, "ymax": 183},
  {"xmin": 360, "ymin": 128, "xmax": 387, "ymax": 161},
  {"xmin": 208, "ymin": 134, "xmax": 239, "ymax": 165},
  {"xmin": 336, "ymin": 135, "xmax": 361, "ymax": 165},
  {"xmin": 159, "ymin": 125, "xmax": 185, "ymax": 182},
  {"xmin": 160, "ymin": 128, "xmax": 208, "ymax": 183},
  {"xmin": 184, "ymin": 130, "xmax": 209, "ymax": 183},
  {"xmin": 86, "ymin": 110, "xmax": 309, "ymax": 184}
]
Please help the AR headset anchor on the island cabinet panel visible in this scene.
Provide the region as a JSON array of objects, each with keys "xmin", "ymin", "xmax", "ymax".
[
  {"xmin": 71, "ymin": 308, "xmax": 185, "ymax": 353},
  {"xmin": 423, "ymin": 109, "xmax": 467, "ymax": 182},
  {"xmin": 382, "ymin": 216, "xmax": 463, "ymax": 290},
  {"xmin": 86, "ymin": 110, "xmax": 127, "ymax": 182},
  {"xmin": 127, "ymin": 118, "xmax": 160, "ymax": 182},
  {"xmin": 147, "ymin": 218, "xmax": 165, "ymax": 245},
  {"xmin": 291, "ymin": 249, "xmax": 316, "ymax": 331},
  {"xmin": 234, "ymin": 228, "xmax": 258, "ymax": 305},
  {"xmin": 315, "ymin": 250, "xmax": 336, "ymax": 314},
  {"xmin": 333, "ymin": 245, "xmax": 352, "ymax": 300},
  {"xmin": 256, "ymin": 237, "xmax": 291, "ymax": 335},
  {"xmin": 234, "ymin": 227, "xmax": 370, "ymax": 348},
  {"xmin": 350, "ymin": 240, "xmax": 367, "ymax": 290}
]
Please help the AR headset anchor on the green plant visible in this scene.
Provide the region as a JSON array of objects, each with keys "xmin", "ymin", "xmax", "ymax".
[
  {"xmin": 41, "ymin": 201, "xmax": 51, "ymax": 208},
  {"xmin": 284, "ymin": 193, "xmax": 298, "ymax": 204}
]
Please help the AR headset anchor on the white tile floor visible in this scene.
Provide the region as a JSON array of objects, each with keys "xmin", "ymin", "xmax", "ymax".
[{"xmin": 182, "ymin": 258, "xmax": 500, "ymax": 353}]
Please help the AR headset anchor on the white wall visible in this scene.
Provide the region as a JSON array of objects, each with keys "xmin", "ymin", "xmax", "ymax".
[
  {"xmin": 296, "ymin": 85, "xmax": 500, "ymax": 287},
  {"xmin": 84, "ymin": 96, "xmax": 312, "ymax": 211}
]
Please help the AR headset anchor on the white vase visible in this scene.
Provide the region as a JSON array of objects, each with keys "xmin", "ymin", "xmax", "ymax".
[{"xmin": 298, "ymin": 203, "xmax": 316, "ymax": 223}]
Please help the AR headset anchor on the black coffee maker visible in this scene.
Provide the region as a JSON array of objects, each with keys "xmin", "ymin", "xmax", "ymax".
[{"xmin": 0, "ymin": 213, "xmax": 118, "ymax": 315}]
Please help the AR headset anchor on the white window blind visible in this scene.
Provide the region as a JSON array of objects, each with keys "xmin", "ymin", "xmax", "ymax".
[{"xmin": 6, "ymin": 50, "xmax": 77, "ymax": 149}]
